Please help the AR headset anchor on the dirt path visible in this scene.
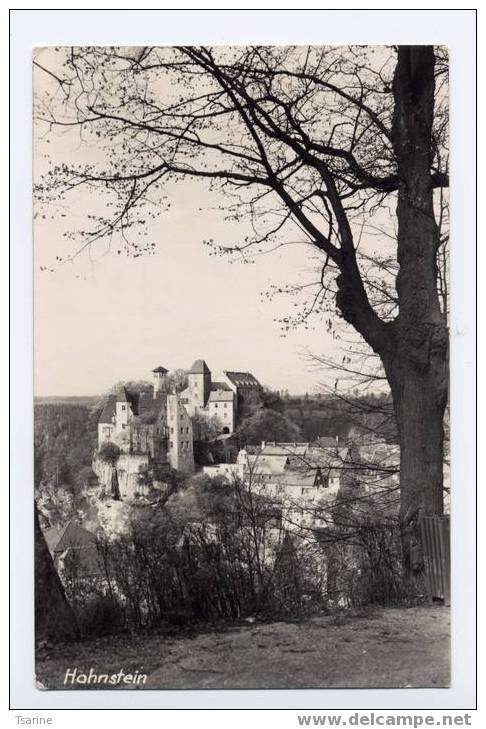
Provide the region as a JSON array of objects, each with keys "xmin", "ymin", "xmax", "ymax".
[{"xmin": 37, "ymin": 604, "xmax": 449, "ymax": 690}]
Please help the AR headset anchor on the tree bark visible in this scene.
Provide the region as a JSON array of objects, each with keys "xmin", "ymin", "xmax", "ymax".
[
  {"xmin": 336, "ymin": 46, "xmax": 449, "ymax": 571},
  {"xmin": 386, "ymin": 46, "xmax": 448, "ymax": 569},
  {"xmin": 34, "ymin": 502, "xmax": 79, "ymax": 644},
  {"xmin": 386, "ymin": 362, "xmax": 447, "ymax": 570}
]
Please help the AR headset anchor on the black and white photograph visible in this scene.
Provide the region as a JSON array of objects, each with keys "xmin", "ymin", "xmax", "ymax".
[
  {"xmin": 9, "ymin": 10, "xmax": 474, "ymax": 711},
  {"xmin": 31, "ymin": 40, "xmax": 453, "ymax": 692}
]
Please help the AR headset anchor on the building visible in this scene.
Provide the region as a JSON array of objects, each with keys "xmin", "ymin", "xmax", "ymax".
[
  {"xmin": 220, "ymin": 370, "xmax": 263, "ymax": 413},
  {"xmin": 97, "ymin": 359, "xmax": 262, "ymax": 486},
  {"xmin": 180, "ymin": 360, "xmax": 262, "ymax": 434},
  {"xmin": 98, "ymin": 367, "xmax": 195, "ymax": 475},
  {"xmin": 43, "ymin": 521, "xmax": 102, "ymax": 579},
  {"xmin": 203, "ymin": 439, "xmax": 405, "ymax": 532},
  {"xmin": 203, "ymin": 441, "xmax": 347, "ymax": 530}
]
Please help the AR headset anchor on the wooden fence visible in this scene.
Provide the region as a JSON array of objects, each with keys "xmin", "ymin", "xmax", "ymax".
[{"xmin": 420, "ymin": 515, "xmax": 450, "ymax": 605}]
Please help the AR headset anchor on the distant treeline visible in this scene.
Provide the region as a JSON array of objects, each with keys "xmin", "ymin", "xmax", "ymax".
[
  {"xmin": 35, "ymin": 396, "xmax": 100, "ymax": 407},
  {"xmin": 34, "ymin": 403, "xmax": 101, "ymax": 518},
  {"xmin": 279, "ymin": 392, "xmax": 397, "ymax": 443}
]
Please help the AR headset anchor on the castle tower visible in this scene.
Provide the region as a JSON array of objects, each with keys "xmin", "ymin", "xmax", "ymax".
[
  {"xmin": 187, "ymin": 359, "xmax": 211, "ymax": 411},
  {"xmin": 166, "ymin": 394, "xmax": 195, "ymax": 474},
  {"xmin": 115, "ymin": 387, "xmax": 131, "ymax": 432},
  {"xmin": 152, "ymin": 365, "xmax": 169, "ymax": 398}
]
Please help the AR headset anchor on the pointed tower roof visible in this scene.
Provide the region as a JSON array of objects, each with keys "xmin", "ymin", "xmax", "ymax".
[
  {"xmin": 99, "ymin": 395, "xmax": 116, "ymax": 423},
  {"xmin": 189, "ymin": 359, "xmax": 211, "ymax": 374},
  {"xmin": 152, "ymin": 365, "xmax": 168, "ymax": 374},
  {"xmin": 115, "ymin": 386, "xmax": 130, "ymax": 402}
]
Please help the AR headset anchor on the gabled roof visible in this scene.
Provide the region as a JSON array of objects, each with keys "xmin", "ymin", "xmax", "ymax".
[
  {"xmin": 262, "ymin": 443, "xmax": 309, "ymax": 457},
  {"xmin": 133, "ymin": 390, "xmax": 168, "ymax": 423},
  {"xmin": 189, "ymin": 359, "xmax": 211, "ymax": 375},
  {"xmin": 245, "ymin": 454, "xmax": 289, "ymax": 475},
  {"xmin": 305, "ymin": 446, "xmax": 349, "ymax": 472},
  {"xmin": 224, "ymin": 371, "xmax": 261, "ymax": 388},
  {"xmin": 274, "ymin": 471, "xmax": 320, "ymax": 489},
  {"xmin": 152, "ymin": 365, "xmax": 168, "ymax": 374},
  {"xmin": 43, "ymin": 525, "xmax": 65, "ymax": 554},
  {"xmin": 99, "ymin": 395, "xmax": 116, "ymax": 424},
  {"xmin": 208, "ymin": 389, "xmax": 234, "ymax": 402},
  {"xmin": 210, "ymin": 382, "xmax": 232, "ymax": 391},
  {"xmin": 43, "ymin": 521, "xmax": 97, "ymax": 555}
]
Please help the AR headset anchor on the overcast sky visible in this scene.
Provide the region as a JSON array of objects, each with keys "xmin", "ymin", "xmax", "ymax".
[
  {"xmin": 34, "ymin": 194, "xmax": 338, "ymax": 396},
  {"xmin": 33, "ymin": 46, "xmax": 375, "ymax": 398}
]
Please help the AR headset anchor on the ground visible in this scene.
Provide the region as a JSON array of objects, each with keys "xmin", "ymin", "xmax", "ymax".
[{"xmin": 36, "ymin": 604, "xmax": 449, "ymax": 690}]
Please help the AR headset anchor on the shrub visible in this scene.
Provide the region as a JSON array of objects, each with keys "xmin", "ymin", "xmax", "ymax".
[{"xmin": 98, "ymin": 442, "xmax": 121, "ymax": 465}]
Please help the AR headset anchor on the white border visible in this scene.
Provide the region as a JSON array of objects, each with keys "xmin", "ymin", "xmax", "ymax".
[{"xmin": 9, "ymin": 8, "xmax": 477, "ymax": 711}]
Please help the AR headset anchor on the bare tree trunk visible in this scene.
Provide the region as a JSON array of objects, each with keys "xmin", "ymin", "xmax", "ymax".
[
  {"xmin": 386, "ymin": 364, "xmax": 447, "ymax": 569},
  {"xmin": 384, "ymin": 45, "xmax": 449, "ymax": 568},
  {"xmin": 34, "ymin": 502, "xmax": 79, "ymax": 644}
]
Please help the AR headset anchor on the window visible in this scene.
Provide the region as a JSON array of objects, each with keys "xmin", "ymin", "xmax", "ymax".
[
  {"xmin": 122, "ymin": 424, "xmax": 126, "ymax": 429},
  {"xmin": 224, "ymin": 403, "xmax": 227, "ymax": 408},
  {"xmin": 170, "ymin": 427, "xmax": 174, "ymax": 434},
  {"xmin": 121, "ymin": 405, "xmax": 126, "ymax": 411},
  {"xmin": 170, "ymin": 441, "xmax": 173, "ymax": 449},
  {"xmin": 180, "ymin": 427, "xmax": 184, "ymax": 434}
]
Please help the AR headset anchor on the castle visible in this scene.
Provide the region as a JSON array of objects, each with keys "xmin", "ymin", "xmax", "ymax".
[{"xmin": 97, "ymin": 360, "xmax": 262, "ymax": 477}]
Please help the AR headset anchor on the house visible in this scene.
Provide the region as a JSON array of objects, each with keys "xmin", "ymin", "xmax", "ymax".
[
  {"xmin": 203, "ymin": 441, "xmax": 345, "ymax": 531},
  {"xmin": 43, "ymin": 521, "xmax": 102, "ymax": 579},
  {"xmin": 179, "ymin": 360, "xmax": 262, "ymax": 434},
  {"xmin": 180, "ymin": 360, "xmax": 237, "ymax": 433}
]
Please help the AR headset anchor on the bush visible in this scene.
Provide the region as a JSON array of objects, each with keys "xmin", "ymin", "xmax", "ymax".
[
  {"xmin": 236, "ymin": 408, "xmax": 303, "ymax": 446},
  {"xmin": 98, "ymin": 442, "xmax": 121, "ymax": 464},
  {"xmin": 74, "ymin": 594, "xmax": 124, "ymax": 638},
  {"xmin": 59, "ymin": 484, "xmax": 418, "ymax": 642}
]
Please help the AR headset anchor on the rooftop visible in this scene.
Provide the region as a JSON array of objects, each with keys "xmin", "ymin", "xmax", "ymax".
[
  {"xmin": 115, "ymin": 386, "xmax": 131, "ymax": 403},
  {"xmin": 208, "ymin": 389, "xmax": 234, "ymax": 402},
  {"xmin": 189, "ymin": 359, "xmax": 211, "ymax": 375},
  {"xmin": 43, "ymin": 521, "xmax": 97, "ymax": 555},
  {"xmin": 98, "ymin": 395, "xmax": 116, "ymax": 424},
  {"xmin": 224, "ymin": 371, "xmax": 261, "ymax": 388},
  {"xmin": 210, "ymin": 381, "xmax": 232, "ymax": 391}
]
